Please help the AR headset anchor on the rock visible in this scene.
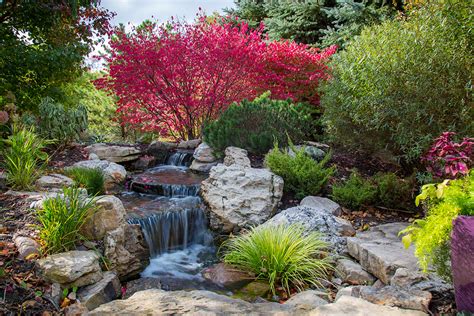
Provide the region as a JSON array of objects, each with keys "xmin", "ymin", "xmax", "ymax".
[
  {"xmin": 77, "ymin": 272, "xmax": 121, "ymax": 311},
  {"xmin": 236, "ymin": 281, "xmax": 271, "ymax": 301},
  {"xmin": 285, "ymin": 290, "xmax": 328, "ymax": 310},
  {"xmin": 69, "ymin": 160, "xmax": 126, "ymax": 192},
  {"xmin": 193, "ymin": 142, "xmax": 216, "ymax": 163},
  {"xmin": 347, "ymin": 222, "xmax": 419, "ymax": 284},
  {"xmin": 391, "ymin": 268, "xmax": 452, "ymax": 294},
  {"xmin": 202, "ymin": 263, "xmax": 255, "ymax": 289},
  {"xmin": 64, "ymin": 302, "xmax": 89, "ymax": 316},
  {"xmin": 88, "ymin": 153, "xmax": 100, "ymax": 160},
  {"xmin": 13, "ymin": 236, "xmax": 40, "ymax": 259},
  {"xmin": 36, "ymin": 174, "xmax": 74, "ymax": 191},
  {"xmin": 147, "ymin": 141, "xmax": 176, "ymax": 163},
  {"xmin": 201, "ymin": 164, "xmax": 284, "ymax": 233},
  {"xmin": 335, "ymin": 286, "xmax": 356, "ymax": 301},
  {"xmin": 300, "ymin": 196, "xmax": 342, "ymax": 216},
  {"xmin": 358, "ymin": 285, "xmax": 432, "ymax": 312},
  {"xmin": 177, "ymin": 139, "xmax": 201, "ymax": 150},
  {"xmin": 264, "ymin": 206, "xmax": 354, "ymax": 254},
  {"xmin": 81, "ymin": 195, "xmax": 127, "ymax": 240},
  {"xmin": 104, "ymin": 224, "xmax": 149, "ymax": 281},
  {"xmin": 336, "ymin": 258, "xmax": 376, "ymax": 285},
  {"xmin": 124, "ymin": 278, "xmax": 162, "ymax": 299},
  {"xmin": 0, "ymin": 171, "xmax": 7, "ymax": 191},
  {"xmin": 223, "ymin": 147, "xmax": 251, "ymax": 168},
  {"xmin": 36, "ymin": 251, "xmax": 103, "ymax": 288},
  {"xmin": 289, "ymin": 145, "xmax": 326, "ymax": 161},
  {"xmin": 132, "ymin": 155, "xmax": 156, "ymax": 171},
  {"xmin": 189, "ymin": 160, "xmax": 218, "ymax": 173},
  {"xmin": 311, "ymin": 295, "xmax": 426, "ymax": 316},
  {"xmin": 85, "ymin": 143, "xmax": 141, "ymax": 163}
]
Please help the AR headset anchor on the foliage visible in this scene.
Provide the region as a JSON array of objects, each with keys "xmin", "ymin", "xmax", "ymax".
[
  {"xmin": 65, "ymin": 167, "xmax": 105, "ymax": 196},
  {"xmin": 223, "ymin": 224, "xmax": 333, "ymax": 294},
  {"xmin": 321, "ymin": 1, "xmax": 473, "ymax": 164},
  {"xmin": 265, "ymin": 143, "xmax": 335, "ymax": 199},
  {"xmin": 37, "ymin": 187, "xmax": 97, "ymax": 255},
  {"xmin": 0, "ymin": 126, "xmax": 49, "ymax": 190},
  {"xmin": 37, "ymin": 97, "xmax": 88, "ymax": 145},
  {"xmin": 332, "ymin": 172, "xmax": 377, "ymax": 210},
  {"xmin": 423, "ymin": 132, "xmax": 473, "ymax": 179},
  {"xmin": 203, "ymin": 95, "xmax": 312, "ymax": 156},
  {"xmin": 374, "ymin": 172, "xmax": 414, "ymax": 210},
  {"xmin": 99, "ymin": 16, "xmax": 335, "ymax": 139},
  {"xmin": 400, "ymin": 172, "xmax": 474, "ymax": 280},
  {"xmin": 0, "ymin": 1, "xmax": 113, "ymax": 111}
]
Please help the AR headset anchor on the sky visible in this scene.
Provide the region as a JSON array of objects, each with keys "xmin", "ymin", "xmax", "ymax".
[{"xmin": 101, "ymin": 0, "xmax": 235, "ymax": 26}]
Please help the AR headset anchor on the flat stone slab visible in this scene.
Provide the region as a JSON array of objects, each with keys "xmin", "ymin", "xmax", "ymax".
[
  {"xmin": 347, "ymin": 222, "xmax": 419, "ymax": 284},
  {"xmin": 86, "ymin": 143, "xmax": 142, "ymax": 163},
  {"xmin": 336, "ymin": 258, "xmax": 376, "ymax": 285}
]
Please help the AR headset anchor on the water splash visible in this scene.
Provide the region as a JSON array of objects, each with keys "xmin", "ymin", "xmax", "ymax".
[{"xmin": 167, "ymin": 151, "xmax": 194, "ymax": 167}]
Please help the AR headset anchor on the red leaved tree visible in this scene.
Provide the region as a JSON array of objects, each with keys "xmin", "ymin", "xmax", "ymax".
[{"xmin": 98, "ymin": 16, "xmax": 336, "ymax": 140}]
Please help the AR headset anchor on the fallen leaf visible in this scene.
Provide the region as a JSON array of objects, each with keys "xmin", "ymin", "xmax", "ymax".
[{"xmin": 60, "ymin": 297, "xmax": 71, "ymax": 308}]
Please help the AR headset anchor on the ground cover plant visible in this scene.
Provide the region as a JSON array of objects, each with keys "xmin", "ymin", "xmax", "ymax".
[
  {"xmin": 65, "ymin": 167, "xmax": 105, "ymax": 196},
  {"xmin": 223, "ymin": 224, "xmax": 333, "ymax": 294},
  {"xmin": 331, "ymin": 172, "xmax": 377, "ymax": 210}
]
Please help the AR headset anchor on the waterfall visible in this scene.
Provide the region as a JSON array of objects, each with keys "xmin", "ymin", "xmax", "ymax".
[{"xmin": 166, "ymin": 151, "xmax": 194, "ymax": 167}]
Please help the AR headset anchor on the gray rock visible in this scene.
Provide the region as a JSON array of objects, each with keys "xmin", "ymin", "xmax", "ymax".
[
  {"xmin": 336, "ymin": 258, "xmax": 376, "ymax": 285},
  {"xmin": 335, "ymin": 286, "xmax": 356, "ymax": 301},
  {"xmin": 81, "ymin": 195, "xmax": 127, "ymax": 240},
  {"xmin": 189, "ymin": 160, "xmax": 218, "ymax": 173},
  {"xmin": 202, "ymin": 263, "xmax": 255, "ymax": 289},
  {"xmin": 69, "ymin": 160, "xmax": 126, "ymax": 192},
  {"xmin": 347, "ymin": 222, "xmax": 419, "ymax": 284},
  {"xmin": 64, "ymin": 302, "xmax": 89, "ymax": 316},
  {"xmin": 13, "ymin": 236, "xmax": 40, "ymax": 259},
  {"xmin": 132, "ymin": 155, "xmax": 156, "ymax": 171},
  {"xmin": 124, "ymin": 278, "xmax": 162, "ymax": 299},
  {"xmin": 85, "ymin": 143, "xmax": 141, "ymax": 163},
  {"xmin": 224, "ymin": 147, "xmax": 251, "ymax": 168},
  {"xmin": 201, "ymin": 164, "xmax": 283, "ymax": 233},
  {"xmin": 284, "ymin": 290, "xmax": 328, "ymax": 311},
  {"xmin": 193, "ymin": 142, "xmax": 216, "ymax": 163},
  {"xmin": 358, "ymin": 285, "xmax": 432, "ymax": 312},
  {"xmin": 391, "ymin": 268, "xmax": 452, "ymax": 294},
  {"xmin": 36, "ymin": 174, "xmax": 74, "ymax": 191},
  {"xmin": 77, "ymin": 272, "xmax": 121, "ymax": 311},
  {"xmin": 36, "ymin": 251, "xmax": 103, "ymax": 288},
  {"xmin": 88, "ymin": 153, "xmax": 100, "ymax": 160},
  {"xmin": 300, "ymin": 196, "xmax": 342, "ymax": 216},
  {"xmin": 289, "ymin": 145, "xmax": 327, "ymax": 161},
  {"xmin": 147, "ymin": 141, "xmax": 176, "ymax": 163},
  {"xmin": 264, "ymin": 206, "xmax": 354, "ymax": 254},
  {"xmin": 177, "ymin": 139, "xmax": 201, "ymax": 149}
]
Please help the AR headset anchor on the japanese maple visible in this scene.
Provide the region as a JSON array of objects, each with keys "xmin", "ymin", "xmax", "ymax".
[{"xmin": 98, "ymin": 16, "xmax": 336, "ymax": 139}]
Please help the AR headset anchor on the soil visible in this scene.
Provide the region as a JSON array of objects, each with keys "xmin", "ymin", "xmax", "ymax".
[{"xmin": 47, "ymin": 143, "xmax": 88, "ymax": 169}]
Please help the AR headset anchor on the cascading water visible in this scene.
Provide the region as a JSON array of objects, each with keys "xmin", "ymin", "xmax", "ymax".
[{"xmin": 120, "ymin": 150, "xmax": 216, "ymax": 289}]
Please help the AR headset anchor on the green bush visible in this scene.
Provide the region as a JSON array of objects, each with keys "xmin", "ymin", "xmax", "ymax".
[
  {"xmin": 1, "ymin": 126, "xmax": 49, "ymax": 190},
  {"xmin": 203, "ymin": 94, "xmax": 312, "ymax": 156},
  {"xmin": 400, "ymin": 172, "xmax": 474, "ymax": 280},
  {"xmin": 331, "ymin": 172, "xmax": 377, "ymax": 210},
  {"xmin": 374, "ymin": 172, "xmax": 414, "ymax": 210},
  {"xmin": 37, "ymin": 187, "xmax": 98, "ymax": 255},
  {"xmin": 265, "ymin": 143, "xmax": 335, "ymax": 199},
  {"xmin": 321, "ymin": 1, "xmax": 473, "ymax": 164},
  {"xmin": 37, "ymin": 97, "xmax": 88, "ymax": 145},
  {"xmin": 65, "ymin": 167, "xmax": 105, "ymax": 196},
  {"xmin": 223, "ymin": 224, "xmax": 333, "ymax": 294}
]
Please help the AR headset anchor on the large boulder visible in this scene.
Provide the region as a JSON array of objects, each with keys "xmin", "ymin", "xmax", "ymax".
[
  {"xmin": 264, "ymin": 206, "xmax": 355, "ymax": 254},
  {"xmin": 36, "ymin": 251, "xmax": 103, "ymax": 288},
  {"xmin": 223, "ymin": 147, "xmax": 251, "ymax": 168},
  {"xmin": 202, "ymin": 263, "xmax": 255, "ymax": 289},
  {"xmin": 36, "ymin": 174, "xmax": 74, "ymax": 191},
  {"xmin": 85, "ymin": 143, "xmax": 141, "ymax": 163},
  {"xmin": 81, "ymin": 196, "xmax": 127, "ymax": 240},
  {"xmin": 104, "ymin": 224, "xmax": 149, "ymax": 281},
  {"xmin": 193, "ymin": 142, "xmax": 216, "ymax": 163},
  {"xmin": 77, "ymin": 272, "xmax": 121, "ymax": 311},
  {"xmin": 300, "ymin": 196, "xmax": 342, "ymax": 216},
  {"xmin": 347, "ymin": 222, "xmax": 419, "ymax": 284},
  {"xmin": 201, "ymin": 164, "xmax": 284, "ymax": 233},
  {"xmin": 69, "ymin": 160, "xmax": 126, "ymax": 192},
  {"xmin": 147, "ymin": 141, "xmax": 176, "ymax": 164}
]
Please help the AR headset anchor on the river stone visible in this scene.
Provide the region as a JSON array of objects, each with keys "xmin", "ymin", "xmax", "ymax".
[
  {"xmin": 147, "ymin": 141, "xmax": 176, "ymax": 163},
  {"xmin": 264, "ymin": 206, "xmax": 355, "ymax": 254},
  {"xmin": 202, "ymin": 263, "xmax": 255, "ymax": 289},
  {"xmin": 336, "ymin": 258, "xmax": 376, "ymax": 285},
  {"xmin": 347, "ymin": 222, "xmax": 419, "ymax": 284},
  {"xmin": 300, "ymin": 196, "xmax": 342, "ymax": 216},
  {"xmin": 357, "ymin": 285, "xmax": 432, "ymax": 312},
  {"xmin": 36, "ymin": 250, "xmax": 103, "ymax": 288},
  {"xmin": 81, "ymin": 195, "xmax": 127, "ymax": 240},
  {"xmin": 13, "ymin": 236, "xmax": 40, "ymax": 260},
  {"xmin": 178, "ymin": 139, "xmax": 201, "ymax": 149},
  {"xmin": 284, "ymin": 290, "xmax": 328, "ymax": 311},
  {"xmin": 36, "ymin": 174, "xmax": 74, "ymax": 191},
  {"xmin": 310, "ymin": 295, "xmax": 426, "ymax": 316},
  {"xmin": 223, "ymin": 147, "xmax": 251, "ymax": 168},
  {"xmin": 193, "ymin": 142, "xmax": 216, "ymax": 163},
  {"xmin": 201, "ymin": 164, "xmax": 284, "ymax": 233},
  {"xmin": 85, "ymin": 143, "xmax": 141, "ymax": 163},
  {"xmin": 104, "ymin": 224, "xmax": 149, "ymax": 281},
  {"xmin": 190, "ymin": 160, "xmax": 218, "ymax": 173},
  {"xmin": 69, "ymin": 160, "xmax": 126, "ymax": 192},
  {"xmin": 77, "ymin": 272, "xmax": 121, "ymax": 311}
]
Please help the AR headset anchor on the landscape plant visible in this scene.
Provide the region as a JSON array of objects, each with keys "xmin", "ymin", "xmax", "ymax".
[
  {"xmin": 321, "ymin": 0, "xmax": 473, "ymax": 164},
  {"xmin": 223, "ymin": 224, "xmax": 333, "ymax": 294},
  {"xmin": 265, "ymin": 143, "xmax": 335, "ymax": 199},
  {"xmin": 65, "ymin": 167, "xmax": 105, "ymax": 196},
  {"xmin": 37, "ymin": 187, "xmax": 98, "ymax": 255},
  {"xmin": 331, "ymin": 172, "xmax": 377, "ymax": 210},
  {"xmin": 374, "ymin": 172, "xmax": 414, "ymax": 210},
  {"xmin": 1, "ymin": 126, "xmax": 50, "ymax": 190},
  {"xmin": 400, "ymin": 172, "xmax": 474, "ymax": 281}
]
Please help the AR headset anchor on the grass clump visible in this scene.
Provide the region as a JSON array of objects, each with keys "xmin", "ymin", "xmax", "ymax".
[
  {"xmin": 223, "ymin": 224, "xmax": 333, "ymax": 294},
  {"xmin": 1, "ymin": 126, "xmax": 50, "ymax": 190},
  {"xmin": 331, "ymin": 172, "xmax": 377, "ymax": 210},
  {"xmin": 374, "ymin": 172, "xmax": 414, "ymax": 209},
  {"xmin": 37, "ymin": 187, "xmax": 97, "ymax": 255},
  {"xmin": 265, "ymin": 143, "xmax": 335, "ymax": 199},
  {"xmin": 65, "ymin": 167, "xmax": 105, "ymax": 196}
]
